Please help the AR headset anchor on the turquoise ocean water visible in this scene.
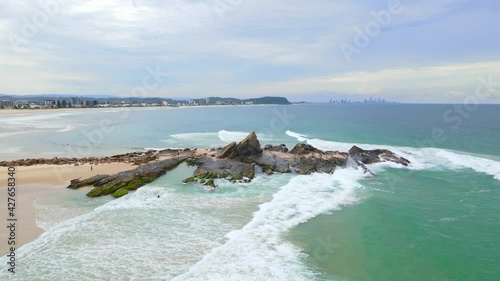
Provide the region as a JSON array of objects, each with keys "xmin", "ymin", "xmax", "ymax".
[{"xmin": 0, "ymin": 104, "xmax": 499, "ymax": 280}]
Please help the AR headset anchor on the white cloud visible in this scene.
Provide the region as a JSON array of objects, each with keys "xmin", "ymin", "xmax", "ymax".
[
  {"xmin": 192, "ymin": 61, "xmax": 500, "ymax": 101},
  {"xmin": 0, "ymin": 0, "xmax": 498, "ymax": 103}
]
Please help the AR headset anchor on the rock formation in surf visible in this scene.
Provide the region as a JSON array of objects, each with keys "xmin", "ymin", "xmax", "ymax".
[
  {"xmin": 180, "ymin": 132, "xmax": 410, "ymax": 186},
  {"xmin": 1, "ymin": 131, "xmax": 411, "ymax": 198}
]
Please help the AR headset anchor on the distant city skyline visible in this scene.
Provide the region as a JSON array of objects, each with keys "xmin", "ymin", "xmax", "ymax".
[{"xmin": 1, "ymin": 1, "xmax": 499, "ymax": 103}]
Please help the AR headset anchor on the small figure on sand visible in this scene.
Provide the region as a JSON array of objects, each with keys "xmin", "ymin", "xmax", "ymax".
[{"xmin": 90, "ymin": 166, "xmax": 93, "ymax": 171}]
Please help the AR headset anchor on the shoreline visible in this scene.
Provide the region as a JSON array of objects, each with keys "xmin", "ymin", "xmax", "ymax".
[
  {"xmin": 0, "ymin": 104, "xmax": 287, "ymax": 115},
  {"xmin": 0, "ymin": 163, "xmax": 135, "ymax": 256}
]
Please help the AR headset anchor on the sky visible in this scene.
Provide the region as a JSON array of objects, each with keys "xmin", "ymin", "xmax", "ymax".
[{"xmin": 0, "ymin": 0, "xmax": 499, "ymax": 103}]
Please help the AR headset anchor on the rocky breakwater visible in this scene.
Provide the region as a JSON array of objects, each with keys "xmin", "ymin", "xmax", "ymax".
[
  {"xmin": 67, "ymin": 150, "xmax": 195, "ymax": 198},
  {"xmin": 0, "ymin": 149, "xmax": 191, "ymax": 167}
]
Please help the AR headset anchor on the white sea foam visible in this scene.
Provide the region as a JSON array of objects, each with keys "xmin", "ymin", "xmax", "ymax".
[
  {"xmin": 1, "ymin": 112, "xmax": 84, "ymax": 134},
  {"xmin": 174, "ymin": 169, "xmax": 364, "ymax": 281},
  {"xmin": 170, "ymin": 132, "xmax": 219, "ymax": 140},
  {"xmin": 168, "ymin": 130, "xmax": 270, "ymax": 147},
  {"xmin": 0, "ymin": 184, "xmax": 270, "ymax": 280},
  {"xmin": 0, "ymin": 171, "xmax": 364, "ymax": 280},
  {"xmin": 0, "ymin": 146, "xmax": 23, "ymax": 154},
  {"xmin": 218, "ymin": 130, "xmax": 271, "ymax": 143},
  {"xmin": 0, "ymin": 130, "xmax": 38, "ymax": 138},
  {"xmin": 57, "ymin": 125, "xmax": 75, "ymax": 132},
  {"xmin": 286, "ymin": 130, "xmax": 309, "ymax": 142},
  {"xmin": 286, "ymin": 130, "xmax": 500, "ymax": 181},
  {"xmin": 218, "ymin": 130, "xmax": 253, "ymax": 143}
]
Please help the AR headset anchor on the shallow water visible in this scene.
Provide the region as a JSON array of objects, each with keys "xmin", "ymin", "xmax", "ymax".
[{"xmin": 1, "ymin": 104, "xmax": 499, "ymax": 280}]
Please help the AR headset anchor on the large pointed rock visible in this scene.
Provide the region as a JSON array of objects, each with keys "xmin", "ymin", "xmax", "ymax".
[
  {"xmin": 217, "ymin": 142, "xmax": 237, "ymax": 159},
  {"xmin": 217, "ymin": 131, "xmax": 262, "ymax": 160}
]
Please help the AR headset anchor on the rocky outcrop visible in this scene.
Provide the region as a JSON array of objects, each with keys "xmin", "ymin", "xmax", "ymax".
[
  {"xmin": 59, "ymin": 132, "xmax": 411, "ymax": 198},
  {"xmin": 348, "ymin": 145, "xmax": 410, "ymax": 167},
  {"xmin": 263, "ymin": 144, "xmax": 288, "ymax": 153},
  {"xmin": 289, "ymin": 143, "xmax": 323, "ymax": 155},
  {"xmin": 183, "ymin": 156, "xmax": 256, "ymax": 184},
  {"xmin": 217, "ymin": 142, "xmax": 237, "ymax": 159},
  {"xmin": 251, "ymin": 148, "xmax": 348, "ymax": 175},
  {"xmin": 252, "ymin": 151, "xmax": 294, "ymax": 173},
  {"xmin": 217, "ymin": 131, "xmax": 262, "ymax": 160},
  {"xmin": 181, "ymin": 133, "xmax": 263, "ymax": 184}
]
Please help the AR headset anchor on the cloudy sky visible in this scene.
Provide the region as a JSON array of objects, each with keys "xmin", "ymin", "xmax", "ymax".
[{"xmin": 1, "ymin": 0, "xmax": 499, "ymax": 103}]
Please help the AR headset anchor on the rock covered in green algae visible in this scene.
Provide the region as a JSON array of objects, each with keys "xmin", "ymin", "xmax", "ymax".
[
  {"xmin": 68, "ymin": 153, "xmax": 194, "ymax": 197},
  {"xmin": 204, "ymin": 179, "xmax": 216, "ymax": 188},
  {"xmin": 113, "ymin": 188, "xmax": 129, "ymax": 198}
]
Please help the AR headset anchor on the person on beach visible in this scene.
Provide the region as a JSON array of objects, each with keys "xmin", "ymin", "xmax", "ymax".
[{"xmin": 91, "ymin": 166, "xmax": 93, "ymax": 171}]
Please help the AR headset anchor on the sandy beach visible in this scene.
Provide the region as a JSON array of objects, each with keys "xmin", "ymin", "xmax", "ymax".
[
  {"xmin": 0, "ymin": 163, "xmax": 134, "ymax": 256},
  {"xmin": 0, "ymin": 108, "xmax": 82, "ymax": 115},
  {"xmin": 0, "ymin": 104, "xmax": 273, "ymax": 116},
  {"xmin": 0, "ymin": 108, "xmax": 130, "ymax": 116}
]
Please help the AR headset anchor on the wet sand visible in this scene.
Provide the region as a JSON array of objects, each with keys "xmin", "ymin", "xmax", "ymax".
[{"xmin": 0, "ymin": 163, "xmax": 134, "ymax": 255}]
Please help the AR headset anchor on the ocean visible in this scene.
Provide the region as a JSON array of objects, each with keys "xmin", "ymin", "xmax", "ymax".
[{"xmin": 1, "ymin": 104, "xmax": 499, "ymax": 280}]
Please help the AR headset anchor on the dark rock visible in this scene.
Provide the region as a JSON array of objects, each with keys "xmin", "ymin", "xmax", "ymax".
[
  {"xmin": 345, "ymin": 157, "xmax": 375, "ymax": 176},
  {"xmin": 217, "ymin": 131, "xmax": 262, "ymax": 160},
  {"xmin": 217, "ymin": 142, "xmax": 237, "ymax": 158},
  {"xmin": 264, "ymin": 144, "xmax": 288, "ymax": 153},
  {"xmin": 290, "ymin": 144, "xmax": 322, "ymax": 155},
  {"xmin": 193, "ymin": 156, "xmax": 255, "ymax": 180},
  {"xmin": 263, "ymin": 167, "xmax": 274, "ymax": 175},
  {"xmin": 252, "ymin": 151, "xmax": 293, "ymax": 173},
  {"xmin": 348, "ymin": 145, "xmax": 410, "ymax": 167},
  {"xmin": 67, "ymin": 174, "xmax": 110, "ymax": 189}
]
